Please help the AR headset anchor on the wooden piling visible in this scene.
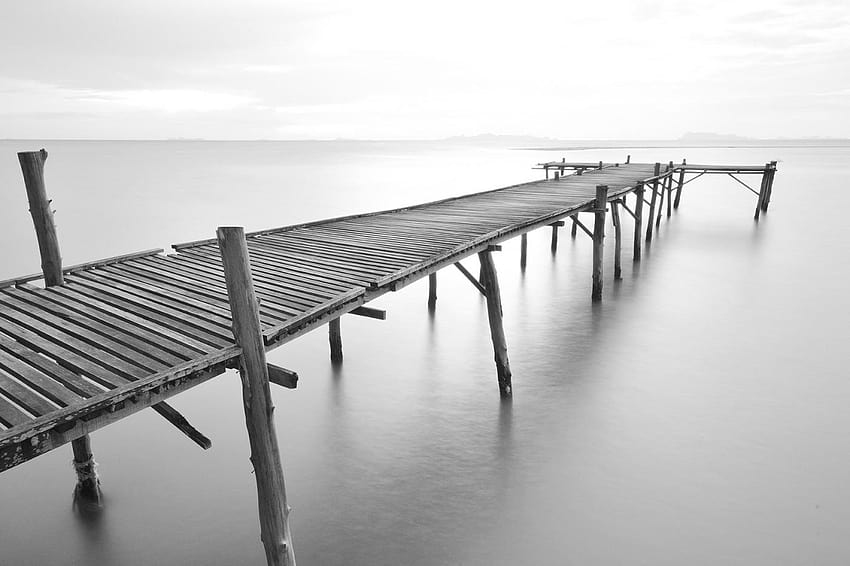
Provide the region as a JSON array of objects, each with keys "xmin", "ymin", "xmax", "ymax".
[
  {"xmin": 633, "ymin": 182, "xmax": 645, "ymax": 261},
  {"xmin": 551, "ymin": 224, "xmax": 559, "ymax": 252},
  {"xmin": 570, "ymin": 214, "xmax": 578, "ymax": 238},
  {"xmin": 478, "ymin": 251, "xmax": 512, "ymax": 399},
  {"xmin": 666, "ymin": 161, "xmax": 673, "ymax": 217},
  {"xmin": 673, "ymin": 159, "xmax": 686, "ymax": 209},
  {"xmin": 611, "ymin": 199, "xmax": 622, "ymax": 280},
  {"xmin": 520, "ymin": 233, "xmax": 527, "ymax": 269},
  {"xmin": 592, "ymin": 185, "xmax": 608, "ymax": 301},
  {"xmin": 427, "ymin": 272, "xmax": 437, "ymax": 309},
  {"xmin": 329, "ymin": 318, "xmax": 343, "ymax": 364},
  {"xmin": 656, "ymin": 163, "xmax": 671, "ymax": 228},
  {"xmin": 19, "ymin": 150, "xmax": 63, "ymax": 287},
  {"xmin": 646, "ymin": 163, "xmax": 661, "ymax": 241},
  {"xmin": 761, "ymin": 161, "xmax": 777, "ymax": 211},
  {"xmin": 217, "ymin": 226, "xmax": 296, "ymax": 566},
  {"xmin": 754, "ymin": 162, "xmax": 770, "ymax": 220},
  {"xmin": 19, "ymin": 149, "xmax": 103, "ymax": 506},
  {"xmin": 554, "ymin": 171, "xmax": 560, "ymax": 180}
]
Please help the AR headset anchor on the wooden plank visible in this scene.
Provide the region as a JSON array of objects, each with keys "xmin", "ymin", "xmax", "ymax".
[
  {"xmin": 0, "ymin": 368, "xmax": 58, "ymax": 416},
  {"xmin": 53, "ymin": 282, "xmax": 224, "ymax": 352},
  {"xmin": 0, "ymin": 395, "xmax": 31, "ymax": 428},
  {"xmin": 0, "ymin": 331, "xmax": 104, "ymax": 398},
  {"xmin": 0, "ymin": 349, "xmax": 85, "ymax": 407},
  {"xmin": 4, "ymin": 287, "xmax": 188, "ymax": 367},
  {"xmin": 350, "ymin": 306, "xmax": 386, "ymax": 320},
  {"xmin": 18, "ymin": 283, "xmax": 203, "ymax": 360}
]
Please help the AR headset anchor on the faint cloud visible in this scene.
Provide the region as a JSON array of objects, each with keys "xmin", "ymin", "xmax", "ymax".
[{"xmin": 76, "ymin": 89, "xmax": 258, "ymax": 113}]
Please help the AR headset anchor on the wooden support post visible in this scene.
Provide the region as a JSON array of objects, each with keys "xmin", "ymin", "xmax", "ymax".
[
  {"xmin": 646, "ymin": 162, "xmax": 661, "ymax": 242},
  {"xmin": 592, "ymin": 185, "xmax": 608, "ymax": 301},
  {"xmin": 761, "ymin": 160, "xmax": 777, "ymax": 211},
  {"xmin": 545, "ymin": 168, "xmax": 549, "ymax": 180},
  {"xmin": 656, "ymin": 163, "xmax": 671, "ymax": 228},
  {"xmin": 328, "ymin": 317, "xmax": 343, "ymax": 364},
  {"xmin": 217, "ymin": 226, "xmax": 296, "ymax": 566},
  {"xmin": 673, "ymin": 159, "xmax": 686, "ymax": 209},
  {"xmin": 18, "ymin": 150, "xmax": 63, "ymax": 287},
  {"xmin": 754, "ymin": 162, "xmax": 770, "ymax": 220},
  {"xmin": 551, "ymin": 224, "xmax": 559, "ymax": 252},
  {"xmin": 666, "ymin": 161, "xmax": 673, "ymax": 217},
  {"xmin": 19, "ymin": 149, "xmax": 103, "ymax": 507},
  {"xmin": 570, "ymin": 214, "xmax": 578, "ymax": 238},
  {"xmin": 520, "ymin": 233, "xmax": 527, "ymax": 269},
  {"xmin": 477, "ymin": 251, "xmax": 512, "ymax": 399},
  {"xmin": 428, "ymin": 272, "xmax": 437, "ymax": 309},
  {"xmin": 626, "ymin": 154, "xmax": 631, "ymax": 164},
  {"xmin": 633, "ymin": 182, "xmax": 645, "ymax": 261},
  {"xmin": 611, "ymin": 199, "xmax": 622, "ymax": 280}
]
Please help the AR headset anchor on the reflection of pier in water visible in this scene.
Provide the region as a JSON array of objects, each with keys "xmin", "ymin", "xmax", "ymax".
[{"xmin": 0, "ymin": 150, "xmax": 776, "ymax": 564}]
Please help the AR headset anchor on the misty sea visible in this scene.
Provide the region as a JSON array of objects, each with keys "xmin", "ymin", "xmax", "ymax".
[{"xmin": 0, "ymin": 140, "xmax": 848, "ymax": 565}]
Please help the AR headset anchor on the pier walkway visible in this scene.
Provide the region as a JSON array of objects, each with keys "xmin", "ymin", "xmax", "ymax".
[{"xmin": 0, "ymin": 153, "xmax": 776, "ymax": 565}]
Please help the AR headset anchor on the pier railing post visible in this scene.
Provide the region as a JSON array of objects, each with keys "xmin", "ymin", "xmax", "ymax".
[
  {"xmin": 633, "ymin": 182, "xmax": 645, "ymax": 261},
  {"xmin": 19, "ymin": 149, "xmax": 103, "ymax": 507},
  {"xmin": 478, "ymin": 250, "xmax": 512, "ymax": 399},
  {"xmin": 646, "ymin": 163, "xmax": 661, "ymax": 241},
  {"xmin": 611, "ymin": 198, "xmax": 622, "ymax": 280},
  {"xmin": 673, "ymin": 159, "xmax": 686, "ymax": 209},
  {"xmin": 592, "ymin": 185, "xmax": 609, "ymax": 301},
  {"xmin": 217, "ymin": 226, "xmax": 296, "ymax": 566}
]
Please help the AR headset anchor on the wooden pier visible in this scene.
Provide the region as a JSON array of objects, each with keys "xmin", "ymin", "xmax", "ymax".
[{"xmin": 0, "ymin": 151, "xmax": 776, "ymax": 565}]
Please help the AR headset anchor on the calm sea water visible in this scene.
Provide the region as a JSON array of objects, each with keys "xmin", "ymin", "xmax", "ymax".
[{"xmin": 0, "ymin": 141, "xmax": 848, "ymax": 565}]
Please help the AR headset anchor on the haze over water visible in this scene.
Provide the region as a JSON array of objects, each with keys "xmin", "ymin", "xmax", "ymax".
[{"xmin": 0, "ymin": 140, "xmax": 848, "ymax": 565}]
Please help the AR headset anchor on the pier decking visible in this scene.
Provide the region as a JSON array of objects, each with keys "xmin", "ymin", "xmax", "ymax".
[{"xmin": 0, "ymin": 153, "xmax": 777, "ymax": 565}]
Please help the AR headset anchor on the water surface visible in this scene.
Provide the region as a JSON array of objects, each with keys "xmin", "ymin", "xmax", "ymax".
[{"xmin": 0, "ymin": 141, "xmax": 847, "ymax": 565}]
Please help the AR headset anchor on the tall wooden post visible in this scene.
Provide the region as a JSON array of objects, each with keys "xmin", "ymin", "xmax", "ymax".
[
  {"xmin": 646, "ymin": 162, "xmax": 661, "ymax": 242},
  {"xmin": 478, "ymin": 251, "xmax": 512, "ymax": 399},
  {"xmin": 611, "ymin": 199, "xmax": 622, "ymax": 280},
  {"xmin": 656, "ymin": 163, "xmax": 672, "ymax": 228},
  {"xmin": 592, "ymin": 185, "xmax": 608, "ymax": 301},
  {"xmin": 545, "ymin": 168, "xmax": 549, "ymax": 180},
  {"xmin": 520, "ymin": 233, "xmax": 527, "ymax": 270},
  {"xmin": 328, "ymin": 318, "xmax": 343, "ymax": 364},
  {"xmin": 570, "ymin": 214, "xmax": 578, "ymax": 238},
  {"xmin": 761, "ymin": 161, "xmax": 777, "ymax": 211},
  {"xmin": 754, "ymin": 162, "xmax": 770, "ymax": 220},
  {"xmin": 665, "ymin": 161, "xmax": 673, "ymax": 217},
  {"xmin": 19, "ymin": 149, "xmax": 103, "ymax": 506},
  {"xmin": 217, "ymin": 227, "xmax": 296, "ymax": 566},
  {"xmin": 673, "ymin": 159, "xmax": 686, "ymax": 209},
  {"xmin": 633, "ymin": 182, "xmax": 644, "ymax": 261},
  {"xmin": 550, "ymin": 224, "xmax": 559, "ymax": 252},
  {"xmin": 554, "ymin": 171, "xmax": 560, "ymax": 180},
  {"xmin": 427, "ymin": 272, "xmax": 437, "ymax": 309}
]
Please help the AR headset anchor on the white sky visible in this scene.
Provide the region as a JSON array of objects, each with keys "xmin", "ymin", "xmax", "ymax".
[{"xmin": 1, "ymin": 0, "xmax": 848, "ymax": 139}]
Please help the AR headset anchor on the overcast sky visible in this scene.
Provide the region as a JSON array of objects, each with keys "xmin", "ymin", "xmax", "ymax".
[{"xmin": 1, "ymin": 0, "xmax": 848, "ymax": 140}]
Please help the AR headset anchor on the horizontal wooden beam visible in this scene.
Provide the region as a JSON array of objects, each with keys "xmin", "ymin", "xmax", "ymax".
[
  {"xmin": 267, "ymin": 364, "xmax": 298, "ymax": 389},
  {"xmin": 486, "ymin": 244, "xmax": 502, "ymax": 252},
  {"xmin": 151, "ymin": 401, "xmax": 211, "ymax": 449},
  {"xmin": 350, "ymin": 306, "xmax": 386, "ymax": 320},
  {"xmin": 548, "ymin": 221, "xmax": 566, "ymax": 227}
]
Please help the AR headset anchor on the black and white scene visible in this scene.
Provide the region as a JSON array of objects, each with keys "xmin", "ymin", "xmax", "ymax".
[{"xmin": 1, "ymin": 1, "xmax": 848, "ymax": 565}]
